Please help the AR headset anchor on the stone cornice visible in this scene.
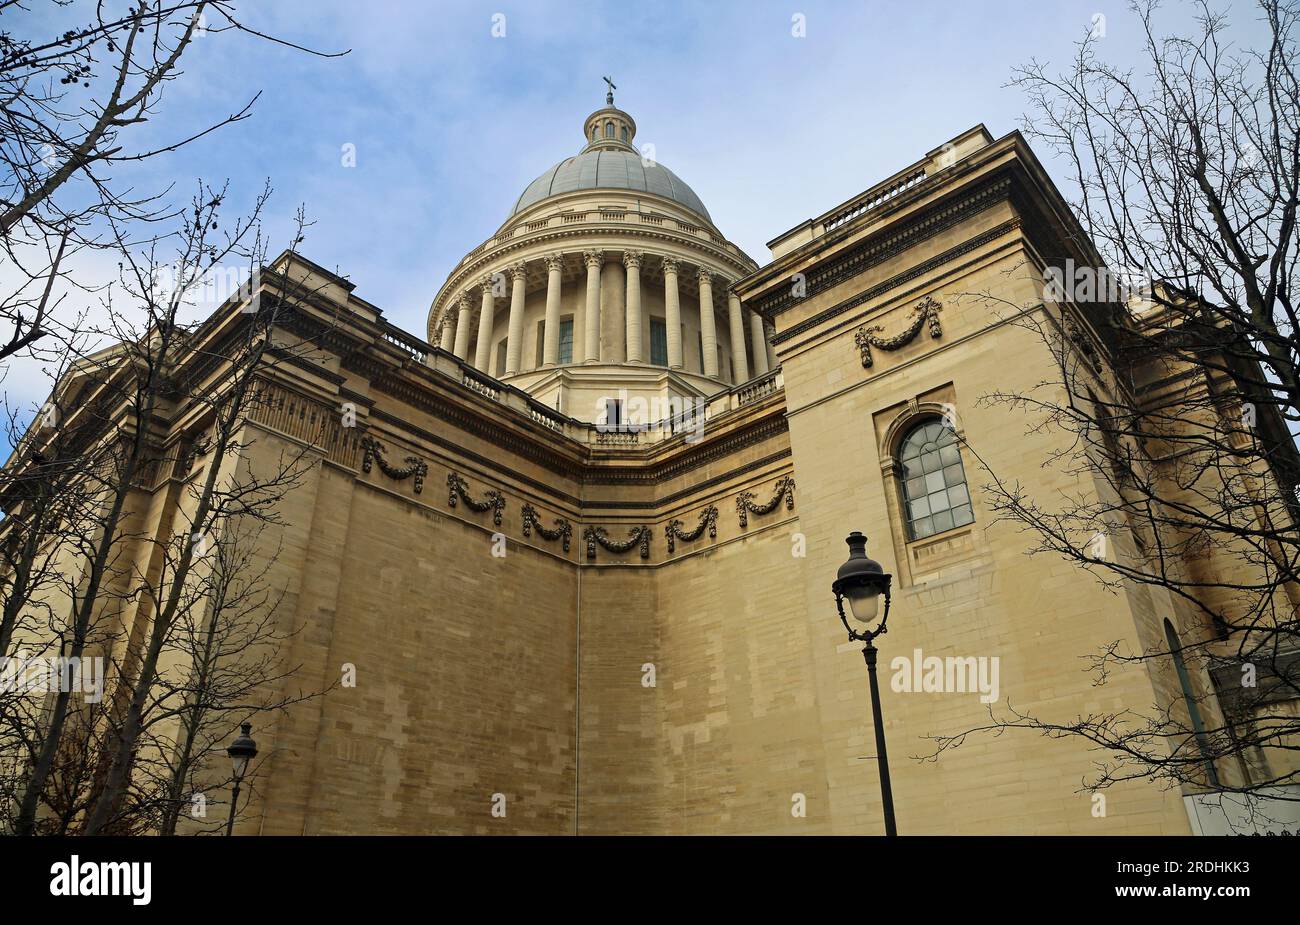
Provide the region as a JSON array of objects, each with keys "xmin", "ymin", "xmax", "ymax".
[
  {"xmin": 771, "ymin": 218, "xmax": 1021, "ymax": 347},
  {"xmin": 581, "ymin": 448, "xmax": 792, "ymax": 509},
  {"xmin": 747, "ymin": 175, "xmax": 1013, "ymax": 321}
]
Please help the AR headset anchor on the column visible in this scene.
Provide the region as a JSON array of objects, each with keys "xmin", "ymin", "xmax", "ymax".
[
  {"xmin": 600, "ymin": 258, "xmax": 625, "ymax": 363},
  {"xmin": 765, "ymin": 320, "xmax": 778, "ymax": 370},
  {"xmin": 438, "ymin": 311, "xmax": 455, "ymax": 352},
  {"xmin": 504, "ymin": 262, "xmax": 527, "ymax": 375},
  {"xmin": 663, "ymin": 255, "xmax": 682, "ymax": 369},
  {"xmin": 624, "ymin": 251, "xmax": 644, "ymax": 363},
  {"xmin": 452, "ymin": 293, "xmax": 473, "ymax": 360},
  {"xmin": 727, "ymin": 290, "xmax": 748, "ymax": 383},
  {"xmin": 543, "ymin": 254, "xmax": 563, "ymax": 366},
  {"xmin": 474, "ymin": 274, "xmax": 495, "ymax": 371},
  {"xmin": 697, "ymin": 268, "xmax": 719, "ymax": 378},
  {"xmin": 583, "ymin": 250, "xmax": 602, "ymax": 364},
  {"xmin": 749, "ymin": 309, "xmax": 770, "ymax": 376}
]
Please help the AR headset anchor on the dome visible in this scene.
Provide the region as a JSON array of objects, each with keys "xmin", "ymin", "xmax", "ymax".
[
  {"xmin": 508, "ymin": 94, "xmax": 712, "ymax": 222},
  {"xmin": 511, "ymin": 149, "xmax": 712, "ymax": 222}
]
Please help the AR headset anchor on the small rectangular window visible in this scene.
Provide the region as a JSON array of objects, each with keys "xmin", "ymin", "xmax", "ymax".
[
  {"xmin": 495, "ymin": 341, "xmax": 508, "ymax": 377},
  {"xmin": 535, "ymin": 321, "xmax": 545, "ymax": 367},
  {"xmin": 650, "ymin": 318, "xmax": 668, "ymax": 366},
  {"xmin": 558, "ymin": 317, "xmax": 574, "ymax": 365}
]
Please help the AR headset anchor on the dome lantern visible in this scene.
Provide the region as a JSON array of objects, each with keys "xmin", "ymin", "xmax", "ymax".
[{"xmin": 582, "ymin": 107, "xmax": 636, "ymax": 154}]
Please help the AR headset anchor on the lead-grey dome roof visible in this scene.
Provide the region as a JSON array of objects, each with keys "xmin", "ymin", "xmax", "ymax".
[{"xmin": 511, "ymin": 149, "xmax": 711, "ymax": 221}]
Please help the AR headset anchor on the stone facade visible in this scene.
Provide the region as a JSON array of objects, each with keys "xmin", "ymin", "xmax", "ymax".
[{"xmin": 11, "ymin": 104, "xmax": 1297, "ymax": 835}]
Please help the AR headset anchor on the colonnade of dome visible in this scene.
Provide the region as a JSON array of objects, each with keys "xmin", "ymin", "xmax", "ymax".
[{"xmin": 426, "ymin": 96, "xmax": 770, "ymax": 420}]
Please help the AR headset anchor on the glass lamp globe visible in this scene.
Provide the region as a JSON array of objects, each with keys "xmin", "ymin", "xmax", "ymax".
[{"xmin": 832, "ymin": 531, "xmax": 892, "ymax": 633}]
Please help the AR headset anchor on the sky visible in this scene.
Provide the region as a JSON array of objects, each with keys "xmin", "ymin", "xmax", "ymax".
[{"xmin": 2, "ymin": 0, "xmax": 1275, "ymax": 411}]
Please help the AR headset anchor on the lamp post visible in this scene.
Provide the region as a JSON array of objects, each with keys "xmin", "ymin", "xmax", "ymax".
[
  {"xmin": 225, "ymin": 722, "xmax": 257, "ymax": 836},
  {"xmin": 832, "ymin": 531, "xmax": 897, "ymax": 836}
]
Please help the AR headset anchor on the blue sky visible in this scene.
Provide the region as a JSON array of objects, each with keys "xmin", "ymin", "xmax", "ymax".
[
  {"xmin": 78, "ymin": 0, "xmax": 1263, "ymax": 332},
  {"xmin": 6, "ymin": 0, "xmax": 1271, "ymax": 396}
]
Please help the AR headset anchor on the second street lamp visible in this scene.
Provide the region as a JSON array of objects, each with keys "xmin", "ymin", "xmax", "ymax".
[
  {"xmin": 832, "ymin": 530, "xmax": 897, "ymax": 836},
  {"xmin": 225, "ymin": 722, "xmax": 258, "ymax": 836}
]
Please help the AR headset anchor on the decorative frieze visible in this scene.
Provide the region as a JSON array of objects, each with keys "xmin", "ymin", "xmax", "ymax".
[
  {"xmin": 583, "ymin": 525, "xmax": 652, "ymax": 560},
  {"xmin": 360, "ymin": 435, "xmax": 428, "ymax": 493},
  {"xmin": 736, "ymin": 475, "xmax": 795, "ymax": 528},
  {"xmin": 854, "ymin": 296, "xmax": 942, "ymax": 368},
  {"xmin": 521, "ymin": 502, "xmax": 572, "ymax": 553},
  {"xmin": 665, "ymin": 504, "xmax": 718, "ymax": 553},
  {"xmin": 447, "ymin": 471, "xmax": 506, "ymax": 525}
]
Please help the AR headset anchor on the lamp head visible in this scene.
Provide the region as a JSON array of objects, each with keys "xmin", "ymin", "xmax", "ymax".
[
  {"xmin": 832, "ymin": 531, "xmax": 893, "ymax": 635},
  {"xmin": 227, "ymin": 722, "xmax": 258, "ymax": 781}
]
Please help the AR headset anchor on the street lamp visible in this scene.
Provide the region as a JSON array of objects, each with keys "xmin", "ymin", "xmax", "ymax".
[
  {"xmin": 832, "ymin": 530, "xmax": 897, "ymax": 836},
  {"xmin": 225, "ymin": 722, "xmax": 257, "ymax": 836}
]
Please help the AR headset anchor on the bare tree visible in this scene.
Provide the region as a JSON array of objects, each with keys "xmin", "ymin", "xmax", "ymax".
[
  {"xmin": 0, "ymin": 0, "xmax": 345, "ymax": 364},
  {"xmin": 0, "ymin": 0, "xmax": 344, "ymax": 835},
  {"xmin": 928, "ymin": 0, "xmax": 1300, "ymax": 822},
  {"xmin": 77, "ymin": 207, "xmax": 336, "ymax": 835},
  {"xmin": 4, "ymin": 180, "xmax": 269, "ymax": 834}
]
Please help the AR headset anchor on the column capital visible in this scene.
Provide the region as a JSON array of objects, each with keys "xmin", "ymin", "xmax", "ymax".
[
  {"xmin": 583, "ymin": 249, "xmax": 605, "ymax": 270},
  {"xmin": 478, "ymin": 273, "xmax": 497, "ymax": 294},
  {"xmin": 509, "ymin": 261, "xmax": 528, "ymax": 282},
  {"xmin": 696, "ymin": 267, "xmax": 715, "ymax": 287},
  {"xmin": 544, "ymin": 253, "xmax": 565, "ymax": 273},
  {"xmin": 622, "ymin": 249, "xmax": 644, "ymax": 270},
  {"xmin": 660, "ymin": 254, "xmax": 680, "ymax": 274},
  {"xmin": 458, "ymin": 292, "xmax": 473, "ymax": 310}
]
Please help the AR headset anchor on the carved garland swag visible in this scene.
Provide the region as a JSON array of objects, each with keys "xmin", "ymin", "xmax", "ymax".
[
  {"xmin": 583, "ymin": 525, "xmax": 652, "ymax": 560},
  {"xmin": 665, "ymin": 505, "xmax": 718, "ymax": 553},
  {"xmin": 521, "ymin": 503, "xmax": 572, "ymax": 553},
  {"xmin": 736, "ymin": 475, "xmax": 796, "ymax": 528},
  {"xmin": 447, "ymin": 472, "xmax": 506, "ymax": 525},
  {"xmin": 360, "ymin": 435, "xmax": 428, "ymax": 494},
  {"xmin": 854, "ymin": 296, "xmax": 942, "ymax": 368}
]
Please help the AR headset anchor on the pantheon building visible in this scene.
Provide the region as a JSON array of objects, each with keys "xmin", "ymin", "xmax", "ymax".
[{"xmin": 20, "ymin": 93, "xmax": 1298, "ymax": 835}]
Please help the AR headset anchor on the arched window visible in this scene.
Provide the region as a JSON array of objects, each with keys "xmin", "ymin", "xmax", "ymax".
[
  {"xmin": 605, "ymin": 121, "xmax": 615, "ymax": 138},
  {"xmin": 1163, "ymin": 619, "xmax": 1221, "ymax": 787},
  {"xmin": 897, "ymin": 419, "xmax": 974, "ymax": 540},
  {"xmin": 621, "ymin": 126, "xmax": 629, "ymax": 142}
]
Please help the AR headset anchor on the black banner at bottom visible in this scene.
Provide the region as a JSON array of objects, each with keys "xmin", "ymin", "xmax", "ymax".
[{"xmin": 0, "ymin": 834, "xmax": 1279, "ymax": 912}]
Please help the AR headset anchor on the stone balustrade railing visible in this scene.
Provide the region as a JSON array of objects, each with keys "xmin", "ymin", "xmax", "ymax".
[
  {"xmin": 398, "ymin": 337, "xmax": 782, "ymax": 449},
  {"xmin": 821, "ymin": 167, "xmax": 927, "ymax": 233},
  {"xmin": 379, "ymin": 323, "xmax": 429, "ymax": 364},
  {"xmin": 376, "ymin": 320, "xmax": 784, "ymax": 449}
]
